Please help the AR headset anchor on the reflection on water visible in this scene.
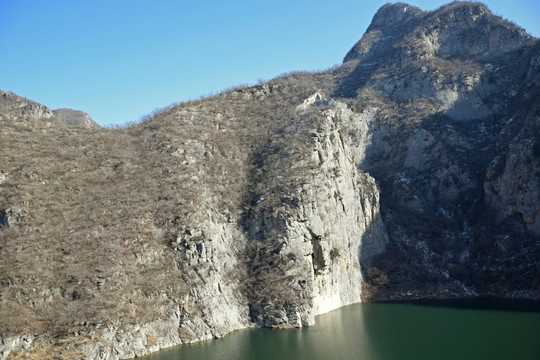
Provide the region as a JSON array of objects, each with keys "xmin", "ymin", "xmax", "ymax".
[{"xmin": 142, "ymin": 299, "xmax": 540, "ymax": 360}]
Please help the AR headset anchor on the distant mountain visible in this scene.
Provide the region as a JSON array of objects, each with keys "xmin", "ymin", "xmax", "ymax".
[
  {"xmin": 0, "ymin": 89, "xmax": 100, "ymax": 128},
  {"xmin": 51, "ymin": 108, "xmax": 100, "ymax": 129},
  {"xmin": 1, "ymin": 2, "xmax": 538, "ymax": 359}
]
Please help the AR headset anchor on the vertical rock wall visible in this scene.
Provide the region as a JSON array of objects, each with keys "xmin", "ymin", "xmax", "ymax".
[{"xmin": 244, "ymin": 99, "xmax": 387, "ymax": 326}]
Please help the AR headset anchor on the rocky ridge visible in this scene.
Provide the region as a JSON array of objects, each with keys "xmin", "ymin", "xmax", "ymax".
[
  {"xmin": 51, "ymin": 109, "xmax": 101, "ymax": 129},
  {"xmin": 0, "ymin": 90, "xmax": 100, "ymax": 128},
  {"xmin": 1, "ymin": 2, "xmax": 539, "ymax": 359}
]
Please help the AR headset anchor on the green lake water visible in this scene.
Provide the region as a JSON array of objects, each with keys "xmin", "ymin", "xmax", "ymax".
[{"xmin": 142, "ymin": 299, "xmax": 540, "ymax": 360}]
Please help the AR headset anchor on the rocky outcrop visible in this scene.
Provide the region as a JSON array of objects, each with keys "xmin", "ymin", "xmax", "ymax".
[
  {"xmin": 52, "ymin": 108, "xmax": 100, "ymax": 128},
  {"xmin": 0, "ymin": 90, "xmax": 54, "ymax": 121},
  {"xmin": 1, "ymin": 2, "xmax": 539, "ymax": 359},
  {"xmin": 0, "ymin": 90, "xmax": 99, "ymax": 128},
  {"xmin": 243, "ymin": 99, "xmax": 387, "ymax": 327}
]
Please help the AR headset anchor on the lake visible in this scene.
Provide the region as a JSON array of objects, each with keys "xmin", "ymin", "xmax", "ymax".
[{"xmin": 141, "ymin": 299, "xmax": 540, "ymax": 360}]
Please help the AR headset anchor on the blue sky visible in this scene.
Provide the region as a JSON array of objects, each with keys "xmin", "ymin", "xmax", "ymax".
[{"xmin": 1, "ymin": 0, "xmax": 538, "ymax": 127}]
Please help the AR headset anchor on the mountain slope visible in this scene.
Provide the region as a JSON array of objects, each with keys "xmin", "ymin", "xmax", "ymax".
[{"xmin": 1, "ymin": 2, "xmax": 539, "ymax": 359}]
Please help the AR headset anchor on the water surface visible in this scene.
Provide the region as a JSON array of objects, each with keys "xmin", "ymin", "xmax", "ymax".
[{"xmin": 142, "ymin": 299, "xmax": 540, "ymax": 360}]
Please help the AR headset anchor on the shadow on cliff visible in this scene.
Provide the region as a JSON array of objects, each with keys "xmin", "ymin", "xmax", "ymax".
[
  {"xmin": 331, "ymin": 62, "xmax": 379, "ymax": 98},
  {"xmin": 389, "ymin": 297, "xmax": 540, "ymax": 312},
  {"xmin": 358, "ymin": 212, "xmax": 391, "ymax": 301},
  {"xmin": 353, "ymin": 48, "xmax": 540, "ymax": 299}
]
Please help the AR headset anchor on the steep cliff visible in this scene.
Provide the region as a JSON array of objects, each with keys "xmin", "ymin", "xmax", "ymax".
[{"xmin": 1, "ymin": 2, "xmax": 539, "ymax": 359}]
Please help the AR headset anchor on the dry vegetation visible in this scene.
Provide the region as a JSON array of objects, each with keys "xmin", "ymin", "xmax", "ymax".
[
  {"xmin": 2, "ymin": 2, "xmax": 539, "ymax": 356},
  {"xmin": 0, "ymin": 74, "xmax": 335, "ymax": 350},
  {"xmin": 0, "ymin": 118, "xmax": 186, "ymax": 340}
]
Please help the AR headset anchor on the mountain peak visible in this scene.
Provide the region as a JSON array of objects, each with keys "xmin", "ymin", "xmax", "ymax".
[
  {"xmin": 52, "ymin": 108, "xmax": 100, "ymax": 128},
  {"xmin": 0, "ymin": 89, "xmax": 100, "ymax": 128},
  {"xmin": 368, "ymin": 2, "xmax": 423, "ymax": 31},
  {"xmin": 0, "ymin": 89, "xmax": 54, "ymax": 121},
  {"xmin": 344, "ymin": 1, "xmax": 532, "ymax": 63}
]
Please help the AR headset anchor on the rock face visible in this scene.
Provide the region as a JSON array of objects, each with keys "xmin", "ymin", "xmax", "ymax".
[
  {"xmin": 243, "ymin": 99, "xmax": 387, "ymax": 327},
  {"xmin": 0, "ymin": 90, "xmax": 54, "ymax": 121},
  {"xmin": 1, "ymin": 2, "xmax": 539, "ymax": 359},
  {"xmin": 0, "ymin": 90, "xmax": 99, "ymax": 128},
  {"xmin": 51, "ymin": 108, "xmax": 100, "ymax": 128}
]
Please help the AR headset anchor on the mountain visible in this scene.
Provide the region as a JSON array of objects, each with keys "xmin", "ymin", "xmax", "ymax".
[
  {"xmin": 1, "ymin": 1, "xmax": 539, "ymax": 359},
  {"xmin": 51, "ymin": 109, "xmax": 100, "ymax": 129},
  {"xmin": 0, "ymin": 90, "xmax": 100, "ymax": 128}
]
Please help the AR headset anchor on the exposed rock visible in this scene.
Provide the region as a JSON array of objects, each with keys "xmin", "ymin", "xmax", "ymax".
[
  {"xmin": 52, "ymin": 108, "xmax": 101, "ymax": 128},
  {"xmin": 0, "ymin": 2, "xmax": 539, "ymax": 359},
  {"xmin": 243, "ymin": 101, "xmax": 387, "ymax": 325},
  {"xmin": 0, "ymin": 90, "xmax": 53, "ymax": 121},
  {"xmin": 0, "ymin": 89, "xmax": 99, "ymax": 128}
]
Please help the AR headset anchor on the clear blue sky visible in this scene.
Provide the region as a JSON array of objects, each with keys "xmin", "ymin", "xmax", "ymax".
[{"xmin": 1, "ymin": 0, "xmax": 538, "ymax": 127}]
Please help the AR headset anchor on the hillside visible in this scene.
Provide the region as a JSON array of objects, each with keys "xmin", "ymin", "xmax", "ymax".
[{"xmin": 1, "ymin": 2, "xmax": 539, "ymax": 359}]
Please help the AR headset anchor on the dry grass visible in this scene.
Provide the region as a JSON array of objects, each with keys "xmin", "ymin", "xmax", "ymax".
[
  {"xmin": 0, "ymin": 76, "xmax": 326, "ymax": 348},
  {"xmin": 145, "ymin": 333, "xmax": 157, "ymax": 347},
  {"xmin": 7, "ymin": 337, "xmax": 89, "ymax": 360}
]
